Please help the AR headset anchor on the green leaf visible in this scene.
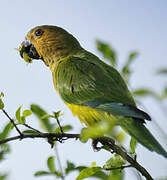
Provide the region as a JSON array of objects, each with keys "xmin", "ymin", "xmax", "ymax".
[
  {"xmin": 65, "ymin": 161, "xmax": 76, "ymax": 175},
  {"xmin": 96, "ymin": 40, "xmax": 117, "ymax": 67},
  {"xmin": 53, "ymin": 125, "xmax": 73, "ymax": 133},
  {"xmin": 22, "ymin": 110, "xmax": 32, "ymax": 118},
  {"xmin": 0, "ymin": 92, "xmax": 4, "ymax": 98},
  {"xmin": 0, "ymin": 174, "xmax": 8, "ymax": 180},
  {"xmin": 30, "ymin": 104, "xmax": 52, "ymax": 132},
  {"xmin": 104, "ymin": 154, "xmax": 125, "ymax": 180},
  {"xmin": 53, "ymin": 111, "xmax": 62, "ymax": 119},
  {"xmin": 80, "ymin": 120, "xmax": 114, "ymax": 142},
  {"xmin": 15, "ymin": 106, "xmax": 25, "ymax": 124},
  {"xmin": 127, "ymin": 51, "xmax": 139, "ymax": 64},
  {"xmin": 130, "ymin": 137, "xmax": 137, "ymax": 154},
  {"xmin": 34, "ymin": 171, "xmax": 51, "ymax": 176},
  {"xmin": 133, "ymin": 88, "xmax": 160, "ymax": 99},
  {"xmin": 121, "ymin": 51, "xmax": 138, "ymax": 82},
  {"xmin": 76, "ymin": 167, "xmax": 101, "ymax": 180},
  {"xmin": 0, "ymin": 123, "xmax": 12, "ymax": 139},
  {"xmin": 161, "ymin": 87, "xmax": 167, "ymax": 100},
  {"xmin": 157, "ymin": 68, "xmax": 167, "ymax": 75},
  {"xmin": 47, "ymin": 156, "xmax": 55, "ymax": 173},
  {"xmin": 104, "ymin": 154, "xmax": 125, "ymax": 169},
  {"xmin": 22, "ymin": 130, "xmax": 38, "ymax": 134},
  {"xmin": 0, "ymin": 93, "xmax": 4, "ymax": 109}
]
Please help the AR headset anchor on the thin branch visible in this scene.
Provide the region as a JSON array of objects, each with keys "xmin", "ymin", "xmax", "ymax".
[
  {"xmin": 54, "ymin": 146, "xmax": 65, "ymax": 180},
  {"xmin": 1, "ymin": 109, "xmax": 153, "ymax": 180},
  {"xmin": 0, "ymin": 133, "xmax": 153, "ymax": 180},
  {"xmin": 56, "ymin": 117, "xmax": 64, "ymax": 134},
  {"xmin": 22, "ymin": 123, "xmax": 42, "ymax": 134},
  {"xmin": 2, "ymin": 109, "xmax": 23, "ymax": 137},
  {"xmin": 96, "ymin": 137, "xmax": 153, "ymax": 180},
  {"xmin": 104, "ymin": 164, "xmax": 132, "ymax": 171}
]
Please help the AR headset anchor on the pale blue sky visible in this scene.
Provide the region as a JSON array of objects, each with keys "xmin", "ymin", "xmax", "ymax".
[{"xmin": 0, "ymin": 1, "xmax": 167, "ymax": 180}]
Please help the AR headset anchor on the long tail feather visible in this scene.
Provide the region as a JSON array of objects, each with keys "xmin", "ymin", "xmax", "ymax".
[{"xmin": 120, "ymin": 118, "xmax": 167, "ymax": 158}]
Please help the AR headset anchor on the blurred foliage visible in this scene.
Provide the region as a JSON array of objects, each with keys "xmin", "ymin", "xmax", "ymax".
[{"xmin": 0, "ymin": 40, "xmax": 167, "ymax": 180}]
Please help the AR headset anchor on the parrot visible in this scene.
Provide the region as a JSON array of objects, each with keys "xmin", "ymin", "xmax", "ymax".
[{"xmin": 19, "ymin": 25, "xmax": 167, "ymax": 158}]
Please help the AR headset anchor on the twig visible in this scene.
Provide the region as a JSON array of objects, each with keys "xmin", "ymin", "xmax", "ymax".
[
  {"xmin": 2, "ymin": 109, "xmax": 23, "ymax": 137},
  {"xmin": 1, "ymin": 108, "xmax": 153, "ymax": 180},
  {"xmin": 96, "ymin": 137, "xmax": 154, "ymax": 180},
  {"xmin": 104, "ymin": 164, "xmax": 132, "ymax": 171},
  {"xmin": 23, "ymin": 123, "xmax": 42, "ymax": 134},
  {"xmin": 0, "ymin": 133, "xmax": 153, "ymax": 180},
  {"xmin": 56, "ymin": 117, "xmax": 64, "ymax": 134}
]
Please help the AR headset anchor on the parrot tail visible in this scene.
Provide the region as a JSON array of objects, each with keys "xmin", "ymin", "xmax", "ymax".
[{"xmin": 120, "ymin": 118, "xmax": 167, "ymax": 158}]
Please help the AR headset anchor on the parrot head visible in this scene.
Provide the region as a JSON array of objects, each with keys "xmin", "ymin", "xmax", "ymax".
[{"xmin": 19, "ymin": 25, "xmax": 81, "ymax": 66}]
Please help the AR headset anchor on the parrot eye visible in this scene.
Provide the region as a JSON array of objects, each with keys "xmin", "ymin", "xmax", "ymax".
[{"xmin": 34, "ymin": 29, "xmax": 44, "ymax": 37}]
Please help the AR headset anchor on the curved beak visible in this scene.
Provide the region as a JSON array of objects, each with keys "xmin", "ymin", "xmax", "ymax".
[{"xmin": 19, "ymin": 39, "xmax": 40, "ymax": 60}]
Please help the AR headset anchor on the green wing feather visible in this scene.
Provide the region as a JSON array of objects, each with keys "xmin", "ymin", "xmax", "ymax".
[{"xmin": 53, "ymin": 51, "xmax": 167, "ymax": 158}]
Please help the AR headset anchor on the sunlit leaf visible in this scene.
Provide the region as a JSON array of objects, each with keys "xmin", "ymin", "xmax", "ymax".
[
  {"xmin": 80, "ymin": 120, "xmax": 114, "ymax": 142},
  {"xmin": 22, "ymin": 110, "xmax": 32, "ymax": 118},
  {"xmin": 0, "ymin": 93, "xmax": 4, "ymax": 110},
  {"xmin": 0, "ymin": 123, "xmax": 12, "ymax": 139},
  {"xmin": 76, "ymin": 167, "xmax": 101, "ymax": 180},
  {"xmin": 104, "ymin": 154, "xmax": 125, "ymax": 169},
  {"xmin": 115, "ymin": 131, "xmax": 126, "ymax": 143},
  {"xmin": 47, "ymin": 156, "xmax": 55, "ymax": 173},
  {"xmin": 15, "ymin": 106, "xmax": 25, "ymax": 124},
  {"xmin": 130, "ymin": 137, "xmax": 137, "ymax": 154},
  {"xmin": 96, "ymin": 40, "xmax": 117, "ymax": 67}
]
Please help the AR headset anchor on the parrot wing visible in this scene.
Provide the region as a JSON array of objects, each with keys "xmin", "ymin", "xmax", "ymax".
[{"xmin": 55, "ymin": 55, "xmax": 150, "ymax": 121}]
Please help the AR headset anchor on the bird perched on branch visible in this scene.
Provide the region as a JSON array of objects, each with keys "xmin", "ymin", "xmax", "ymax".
[{"xmin": 19, "ymin": 25, "xmax": 167, "ymax": 158}]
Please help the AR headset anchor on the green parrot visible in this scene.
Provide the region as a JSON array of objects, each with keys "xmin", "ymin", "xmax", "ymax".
[{"xmin": 19, "ymin": 25, "xmax": 167, "ymax": 158}]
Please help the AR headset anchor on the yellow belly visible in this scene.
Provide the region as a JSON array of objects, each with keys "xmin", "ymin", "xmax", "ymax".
[{"xmin": 66, "ymin": 103, "xmax": 117, "ymax": 126}]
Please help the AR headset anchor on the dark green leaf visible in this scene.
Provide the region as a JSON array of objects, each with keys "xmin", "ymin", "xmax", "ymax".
[
  {"xmin": 34, "ymin": 171, "xmax": 51, "ymax": 176},
  {"xmin": 47, "ymin": 156, "xmax": 55, "ymax": 173},
  {"xmin": 76, "ymin": 167, "xmax": 102, "ymax": 180},
  {"xmin": 22, "ymin": 130, "xmax": 38, "ymax": 134},
  {"xmin": 65, "ymin": 161, "xmax": 76, "ymax": 175},
  {"xmin": 96, "ymin": 40, "xmax": 117, "ymax": 67},
  {"xmin": 30, "ymin": 104, "xmax": 52, "ymax": 132},
  {"xmin": 53, "ymin": 171, "xmax": 63, "ymax": 177},
  {"xmin": 53, "ymin": 111, "xmax": 62, "ymax": 119},
  {"xmin": 157, "ymin": 68, "xmax": 167, "ymax": 75}
]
